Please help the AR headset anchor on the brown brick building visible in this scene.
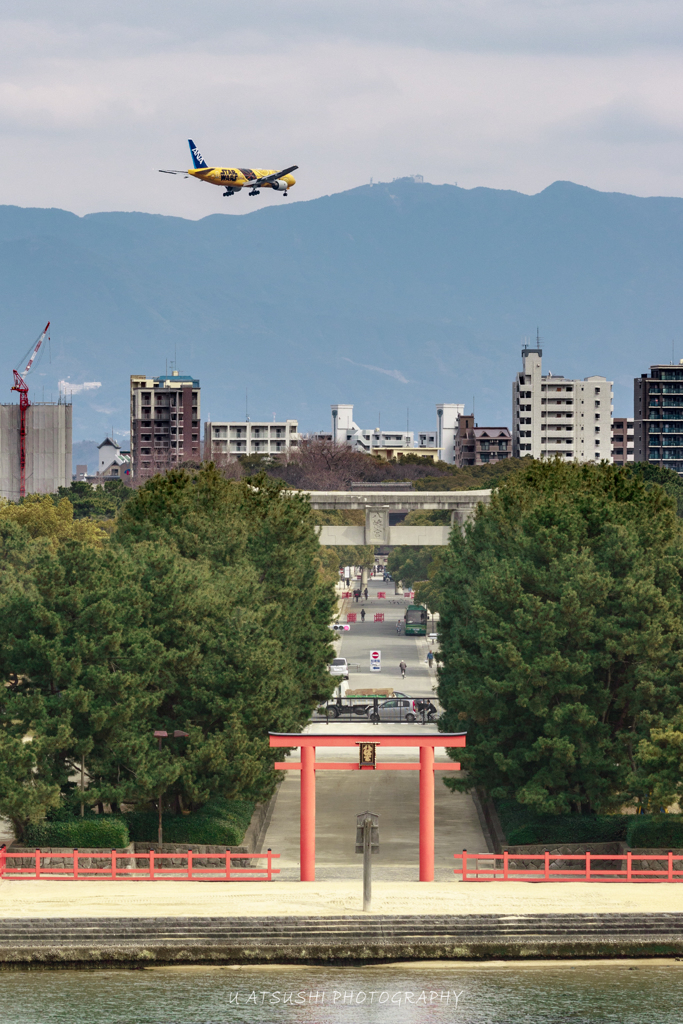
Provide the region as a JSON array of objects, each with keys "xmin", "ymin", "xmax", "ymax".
[
  {"xmin": 454, "ymin": 414, "xmax": 512, "ymax": 467},
  {"xmin": 130, "ymin": 371, "xmax": 201, "ymax": 483}
]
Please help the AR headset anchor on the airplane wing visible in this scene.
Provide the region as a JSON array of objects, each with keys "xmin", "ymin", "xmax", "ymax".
[
  {"xmin": 256, "ymin": 165, "xmax": 298, "ymax": 184},
  {"xmin": 159, "ymin": 169, "xmax": 190, "ymax": 176}
]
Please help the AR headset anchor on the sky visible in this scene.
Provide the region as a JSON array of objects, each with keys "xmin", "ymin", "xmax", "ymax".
[{"xmin": 3, "ymin": 0, "xmax": 683, "ymax": 218}]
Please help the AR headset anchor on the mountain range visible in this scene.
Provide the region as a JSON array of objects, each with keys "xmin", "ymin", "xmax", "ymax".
[{"xmin": 1, "ymin": 178, "xmax": 682, "ymax": 459}]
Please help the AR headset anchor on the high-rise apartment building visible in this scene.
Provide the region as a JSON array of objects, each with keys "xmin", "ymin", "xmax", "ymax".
[
  {"xmin": 634, "ymin": 362, "xmax": 683, "ymax": 473},
  {"xmin": 204, "ymin": 419, "xmax": 299, "ymax": 459},
  {"xmin": 611, "ymin": 418, "xmax": 634, "ymax": 466},
  {"xmin": 512, "ymin": 346, "xmax": 613, "ymax": 463},
  {"xmin": 130, "ymin": 371, "xmax": 200, "ymax": 482}
]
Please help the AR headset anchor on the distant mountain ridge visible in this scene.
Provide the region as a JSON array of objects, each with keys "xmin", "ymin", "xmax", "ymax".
[{"xmin": 1, "ymin": 178, "xmax": 681, "ymax": 443}]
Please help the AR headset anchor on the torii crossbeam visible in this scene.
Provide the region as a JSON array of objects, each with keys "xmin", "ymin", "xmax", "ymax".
[{"xmin": 269, "ymin": 732, "xmax": 466, "ymax": 882}]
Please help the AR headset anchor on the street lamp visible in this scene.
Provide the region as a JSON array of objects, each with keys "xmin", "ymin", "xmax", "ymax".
[{"xmin": 153, "ymin": 729, "xmax": 189, "ymax": 846}]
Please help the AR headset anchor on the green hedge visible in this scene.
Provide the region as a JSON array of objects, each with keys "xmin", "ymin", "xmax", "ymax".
[
  {"xmin": 123, "ymin": 798, "xmax": 255, "ymax": 847},
  {"xmin": 22, "ymin": 816, "xmax": 130, "ymax": 849},
  {"xmin": 495, "ymin": 799, "xmax": 628, "ymax": 846},
  {"xmin": 626, "ymin": 815, "xmax": 683, "ymax": 849}
]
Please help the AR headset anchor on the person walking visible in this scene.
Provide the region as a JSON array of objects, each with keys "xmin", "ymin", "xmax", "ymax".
[
  {"xmin": 354, "ymin": 589, "xmax": 360, "ymax": 603},
  {"xmin": 399, "ymin": 660, "xmax": 407, "ymax": 679},
  {"xmin": 364, "ymin": 587, "xmax": 368, "ymax": 600},
  {"xmin": 360, "ymin": 608, "xmax": 366, "ymax": 622},
  {"xmin": 396, "ymin": 618, "xmax": 402, "ymax": 634},
  {"xmin": 427, "ymin": 650, "xmax": 434, "ymax": 670}
]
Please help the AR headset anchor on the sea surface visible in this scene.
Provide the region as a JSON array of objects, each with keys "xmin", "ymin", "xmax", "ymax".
[{"xmin": 2, "ymin": 962, "xmax": 682, "ymax": 1023}]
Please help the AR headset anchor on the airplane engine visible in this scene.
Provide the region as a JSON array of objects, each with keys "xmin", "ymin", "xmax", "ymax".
[{"xmin": 270, "ymin": 179, "xmax": 288, "ymax": 191}]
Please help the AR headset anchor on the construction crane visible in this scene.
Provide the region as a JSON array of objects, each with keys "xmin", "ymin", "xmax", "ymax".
[{"xmin": 11, "ymin": 322, "xmax": 50, "ymax": 499}]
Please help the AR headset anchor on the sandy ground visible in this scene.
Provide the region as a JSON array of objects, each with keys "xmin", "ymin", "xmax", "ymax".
[{"xmin": 2, "ymin": 879, "xmax": 683, "ymax": 919}]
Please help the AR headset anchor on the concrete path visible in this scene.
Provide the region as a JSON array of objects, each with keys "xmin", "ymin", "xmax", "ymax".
[{"xmin": 263, "ymin": 577, "xmax": 488, "ymax": 880}]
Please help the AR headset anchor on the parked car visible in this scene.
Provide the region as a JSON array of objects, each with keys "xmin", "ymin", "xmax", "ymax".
[
  {"xmin": 383, "ymin": 572, "xmax": 393, "ymax": 582},
  {"xmin": 328, "ymin": 657, "xmax": 349, "ymax": 679}
]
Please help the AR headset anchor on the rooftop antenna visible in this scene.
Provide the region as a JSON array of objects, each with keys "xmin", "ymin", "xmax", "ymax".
[
  {"xmin": 536, "ymin": 327, "xmax": 542, "ymax": 347},
  {"xmin": 472, "ymin": 395, "xmax": 475, "ymax": 421}
]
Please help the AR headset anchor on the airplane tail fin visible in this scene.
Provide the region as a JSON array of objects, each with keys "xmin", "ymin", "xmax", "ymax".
[{"xmin": 188, "ymin": 140, "xmax": 208, "ymax": 169}]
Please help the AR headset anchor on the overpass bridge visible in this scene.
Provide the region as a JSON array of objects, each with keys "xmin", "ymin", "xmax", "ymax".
[{"xmin": 305, "ymin": 489, "xmax": 492, "ymax": 546}]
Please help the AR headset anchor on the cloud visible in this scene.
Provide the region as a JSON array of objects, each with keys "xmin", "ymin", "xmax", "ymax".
[
  {"xmin": 342, "ymin": 357, "xmax": 410, "ymax": 383},
  {"xmin": 58, "ymin": 380, "xmax": 102, "ymax": 394}
]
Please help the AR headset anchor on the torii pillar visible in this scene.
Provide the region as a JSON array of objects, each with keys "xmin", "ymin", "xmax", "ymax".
[{"xmin": 269, "ymin": 732, "xmax": 466, "ymax": 882}]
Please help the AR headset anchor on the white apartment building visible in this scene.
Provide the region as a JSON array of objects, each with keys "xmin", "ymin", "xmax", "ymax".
[
  {"xmin": 204, "ymin": 419, "xmax": 299, "ymax": 459},
  {"xmin": 512, "ymin": 346, "xmax": 613, "ymax": 463},
  {"xmin": 435, "ymin": 403, "xmax": 465, "ymax": 464}
]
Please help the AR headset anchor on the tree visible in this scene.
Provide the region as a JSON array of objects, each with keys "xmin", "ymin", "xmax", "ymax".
[
  {"xmin": 387, "ymin": 546, "xmax": 440, "ymax": 588},
  {"xmin": 56, "ymin": 480, "xmax": 133, "ymax": 520},
  {"xmin": 0, "ymin": 466, "xmax": 336, "ymax": 834},
  {"xmin": 436, "ymin": 460, "xmax": 683, "ymax": 815},
  {"xmin": 0, "ymin": 493, "xmax": 105, "ymax": 545}
]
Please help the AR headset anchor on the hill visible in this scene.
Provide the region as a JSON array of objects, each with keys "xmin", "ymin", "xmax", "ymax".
[{"xmin": 0, "ymin": 178, "xmax": 681, "ymax": 443}]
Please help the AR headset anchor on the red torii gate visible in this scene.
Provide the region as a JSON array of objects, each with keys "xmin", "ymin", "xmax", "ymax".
[{"xmin": 269, "ymin": 732, "xmax": 466, "ymax": 882}]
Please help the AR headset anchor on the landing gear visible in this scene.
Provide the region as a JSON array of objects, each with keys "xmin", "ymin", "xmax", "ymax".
[
  {"xmin": 282, "ymin": 191, "xmax": 289, "ymax": 197},
  {"xmin": 248, "ymin": 189, "xmax": 260, "ymax": 196},
  {"xmin": 223, "ymin": 189, "xmax": 235, "ymax": 197}
]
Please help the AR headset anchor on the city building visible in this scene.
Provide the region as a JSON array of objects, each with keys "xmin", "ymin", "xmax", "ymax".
[
  {"xmin": 435, "ymin": 403, "xmax": 465, "ymax": 464},
  {"xmin": 130, "ymin": 371, "xmax": 201, "ymax": 482},
  {"xmin": 512, "ymin": 345, "xmax": 613, "ymax": 463},
  {"xmin": 454, "ymin": 414, "xmax": 511, "ymax": 466},
  {"xmin": 204, "ymin": 419, "xmax": 299, "ymax": 459},
  {"xmin": 634, "ymin": 362, "xmax": 683, "ymax": 473},
  {"xmin": 96, "ymin": 437, "xmax": 132, "ymax": 481},
  {"xmin": 326, "ymin": 405, "xmax": 439, "ymax": 459},
  {"xmin": 0, "ymin": 400, "xmax": 72, "ymax": 501},
  {"xmin": 611, "ymin": 418, "xmax": 634, "ymax": 466}
]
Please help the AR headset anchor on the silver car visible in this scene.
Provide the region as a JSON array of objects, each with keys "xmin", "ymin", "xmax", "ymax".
[{"xmin": 366, "ymin": 698, "xmax": 418, "ymax": 723}]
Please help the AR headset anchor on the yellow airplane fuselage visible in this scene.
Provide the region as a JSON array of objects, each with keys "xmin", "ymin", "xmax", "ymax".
[{"xmin": 188, "ymin": 167, "xmax": 296, "ymax": 190}]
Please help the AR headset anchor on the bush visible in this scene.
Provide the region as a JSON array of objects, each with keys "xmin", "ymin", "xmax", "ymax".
[
  {"xmin": 123, "ymin": 798, "xmax": 255, "ymax": 847},
  {"xmin": 627, "ymin": 815, "xmax": 683, "ymax": 849},
  {"xmin": 496, "ymin": 799, "xmax": 628, "ymax": 846},
  {"xmin": 22, "ymin": 816, "xmax": 130, "ymax": 849}
]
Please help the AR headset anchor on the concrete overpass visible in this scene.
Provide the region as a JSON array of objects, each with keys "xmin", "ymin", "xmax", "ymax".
[{"xmin": 305, "ymin": 489, "xmax": 492, "ymax": 546}]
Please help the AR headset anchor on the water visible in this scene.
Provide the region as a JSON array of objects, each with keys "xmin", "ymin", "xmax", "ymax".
[{"xmin": 2, "ymin": 962, "xmax": 683, "ymax": 1023}]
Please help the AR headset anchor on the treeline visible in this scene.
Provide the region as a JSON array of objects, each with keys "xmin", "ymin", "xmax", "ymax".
[
  {"xmin": 0, "ymin": 467, "xmax": 335, "ymax": 839},
  {"xmin": 432, "ymin": 460, "xmax": 683, "ymax": 815}
]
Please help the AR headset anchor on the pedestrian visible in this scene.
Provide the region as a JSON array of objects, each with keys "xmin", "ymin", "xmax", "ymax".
[
  {"xmin": 427, "ymin": 650, "xmax": 434, "ymax": 669},
  {"xmin": 399, "ymin": 660, "xmax": 407, "ymax": 679},
  {"xmin": 396, "ymin": 618, "xmax": 402, "ymax": 634},
  {"xmin": 360, "ymin": 608, "xmax": 366, "ymax": 622},
  {"xmin": 364, "ymin": 587, "xmax": 368, "ymax": 600},
  {"xmin": 354, "ymin": 589, "xmax": 360, "ymax": 603}
]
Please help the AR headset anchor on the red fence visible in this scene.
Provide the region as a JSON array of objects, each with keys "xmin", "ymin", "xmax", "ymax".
[
  {"xmin": 377, "ymin": 591, "xmax": 386, "ymax": 599},
  {"xmin": 374, "ymin": 613, "xmax": 384, "ymax": 622},
  {"xmin": 347, "ymin": 613, "xmax": 357, "ymax": 623},
  {"xmin": 454, "ymin": 850, "xmax": 683, "ymax": 883},
  {"xmin": 0, "ymin": 846, "xmax": 279, "ymax": 882}
]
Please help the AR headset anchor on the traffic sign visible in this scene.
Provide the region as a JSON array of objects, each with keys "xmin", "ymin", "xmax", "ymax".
[{"xmin": 370, "ymin": 650, "xmax": 381, "ymax": 672}]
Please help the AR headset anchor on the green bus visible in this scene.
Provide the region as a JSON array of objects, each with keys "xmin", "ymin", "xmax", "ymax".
[{"xmin": 404, "ymin": 603, "xmax": 427, "ymax": 636}]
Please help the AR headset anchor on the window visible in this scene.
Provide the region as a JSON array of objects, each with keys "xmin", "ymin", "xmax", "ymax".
[
  {"xmin": 595, "ymin": 400, "xmax": 601, "ymax": 407},
  {"xmin": 595, "ymin": 387, "xmax": 601, "ymax": 393}
]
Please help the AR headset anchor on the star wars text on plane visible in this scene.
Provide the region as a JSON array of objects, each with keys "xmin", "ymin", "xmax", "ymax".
[{"xmin": 159, "ymin": 140, "xmax": 297, "ymax": 199}]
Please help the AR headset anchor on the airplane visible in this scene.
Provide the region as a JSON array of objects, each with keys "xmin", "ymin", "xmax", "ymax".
[{"xmin": 159, "ymin": 140, "xmax": 297, "ymax": 198}]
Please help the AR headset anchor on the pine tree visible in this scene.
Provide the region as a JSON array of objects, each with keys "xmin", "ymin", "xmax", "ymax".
[{"xmin": 436, "ymin": 461, "xmax": 683, "ymax": 814}]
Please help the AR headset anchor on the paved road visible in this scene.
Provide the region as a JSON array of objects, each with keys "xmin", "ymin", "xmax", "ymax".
[{"xmin": 262, "ymin": 576, "xmax": 488, "ymax": 880}]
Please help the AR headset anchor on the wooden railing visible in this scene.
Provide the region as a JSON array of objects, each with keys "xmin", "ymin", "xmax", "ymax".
[
  {"xmin": 0, "ymin": 845, "xmax": 279, "ymax": 881},
  {"xmin": 455, "ymin": 849, "xmax": 683, "ymax": 882}
]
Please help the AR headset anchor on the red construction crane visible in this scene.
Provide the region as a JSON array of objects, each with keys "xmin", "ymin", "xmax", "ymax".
[{"xmin": 11, "ymin": 322, "xmax": 50, "ymax": 499}]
